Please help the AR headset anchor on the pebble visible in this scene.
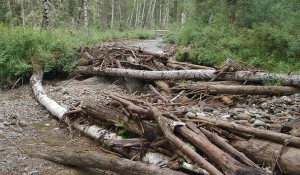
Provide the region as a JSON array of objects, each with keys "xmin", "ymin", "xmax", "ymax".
[
  {"xmin": 185, "ymin": 112, "xmax": 196, "ymax": 118},
  {"xmin": 0, "ymin": 123, "xmax": 4, "ymax": 129},
  {"xmin": 203, "ymin": 107, "xmax": 214, "ymax": 112},
  {"xmin": 196, "ymin": 112, "xmax": 207, "ymax": 117},
  {"xmin": 234, "ymin": 113, "xmax": 251, "ymax": 120},
  {"xmin": 221, "ymin": 114, "xmax": 231, "ymax": 120},
  {"xmin": 253, "ymin": 120, "xmax": 266, "ymax": 127}
]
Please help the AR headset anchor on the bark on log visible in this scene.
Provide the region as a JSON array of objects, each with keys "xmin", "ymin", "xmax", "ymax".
[
  {"xmin": 31, "ymin": 151, "xmax": 187, "ymax": 175},
  {"xmin": 149, "ymin": 107, "xmax": 223, "ymax": 175},
  {"xmin": 176, "ymin": 126, "xmax": 269, "ymax": 175},
  {"xmin": 194, "ymin": 116, "xmax": 300, "ymax": 148},
  {"xmin": 175, "ymin": 84, "xmax": 300, "ymax": 95},
  {"xmin": 76, "ymin": 66, "xmax": 300, "ymax": 86},
  {"xmin": 231, "ymin": 138, "xmax": 300, "ymax": 175},
  {"xmin": 82, "ymin": 104, "xmax": 163, "ymax": 141},
  {"xmin": 200, "ymin": 128, "xmax": 259, "ymax": 168}
]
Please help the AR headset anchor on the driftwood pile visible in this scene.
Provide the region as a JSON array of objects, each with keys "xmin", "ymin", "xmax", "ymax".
[{"xmin": 30, "ymin": 44, "xmax": 300, "ymax": 175}]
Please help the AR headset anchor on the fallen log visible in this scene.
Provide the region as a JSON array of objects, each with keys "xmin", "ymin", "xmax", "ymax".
[
  {"xmin": 76, "ymin": 66, "xmax": 300, "ymax": 86},
  {"xmin": 199, "ymin": 128, "xmax": 259, "ymax": 168},
  {"xmin": 31, "ymin": 151, "xmax": 187, "ymax": 175},
  {"xmin": 193, "ymin": 116, "xmax": 300, "ymax": 148},
  {"xmin": 173, "ymin": 84, "xmax": 300, "ymax": 95},
  {"xmin": 176, "ymin": 126, "xmax": 269, "ymax": 175},
  {"xmin": 82, "ymin": 104, "xmax": 163, "ymax": 141},
  {"xmin": 231, "ymin": 138, "xmax": 300, "ymax": 175},
  {"xmin": 149, "ymin": 107, "xmax": 223, "ymax": 175}
]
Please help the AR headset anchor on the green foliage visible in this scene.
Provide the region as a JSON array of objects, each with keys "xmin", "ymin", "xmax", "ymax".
[
  {"xmin": 164, "ymin": 0, "xmax": 300, "ymax": 73},
  {"xmin": 0, "ymin": 23, "xmax": 155, "ymax": 83},
  {"xmin": 114, "ymin": 122, "xmax": 127, "ymax": 139}
]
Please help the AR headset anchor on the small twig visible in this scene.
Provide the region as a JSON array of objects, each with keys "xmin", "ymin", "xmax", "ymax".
[
  {"xmin": 64, "ymin": 109, "xmax": 83, "ymax": 115},
  {"xmin": 170, "ymin": 90, "xmax": 185, "ymax": 102},
  {"xmin": 0, "ymin": 132, "xmax": 24, "ymax": 154},
  {"xmin": 271, "ymin": 140, "xmax": 289, "ymax": 173},
  {"xmin": 149, "ymin": 85, "xmax": 170, "ymax": 103},
  {"xmin": 9, "ymin": 77, "xmax": 22, "ymax": 92}
]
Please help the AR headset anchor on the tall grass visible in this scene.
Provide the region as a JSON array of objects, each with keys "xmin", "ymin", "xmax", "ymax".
[{"xmin": 0, "ymin": 24, "xmax": 155, "ymax": 84}]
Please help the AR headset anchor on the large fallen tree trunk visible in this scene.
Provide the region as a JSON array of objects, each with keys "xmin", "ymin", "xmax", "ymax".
[
  {"xmin": 31, "ymin": 151, "xmax": 187, "ymax": 175},
  {"xmin": 83, "ymin": 104, "xmax": 163, "ymax": 141},
  {"xmin": 231, "ymin": 138, "xmax": 300, "ymax": 175},
  {"xmin": 148, "ymin": 107, "xmax": 223, "ymax": 175},
  {"xmin": 173, "ymin": 84, "xmax": 300, "ymax": 95},
  {"xmin": 190, "ymin": 116, "xmax": 300, "ymax": 148},
  {"xmin": 175, "ymin": 125, "xmax": 269, "ymax": 175},
  {"xmin": 76, "ymin": 66, "xmax": 300, "ymax": 86}
]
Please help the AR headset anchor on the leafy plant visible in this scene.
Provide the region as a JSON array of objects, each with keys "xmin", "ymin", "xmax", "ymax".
[{"xmin": 114, "ymin": 122, "xmax": 127, "ymax": 139}]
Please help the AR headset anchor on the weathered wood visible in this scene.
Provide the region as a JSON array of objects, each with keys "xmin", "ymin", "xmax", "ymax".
[
  {"xmin": 76, "ymin": 66, "xmax": 300, "ymax": 86},
  {"xmin": 200, "ymin": 128, "xmax": 260, "ymax": 168},
  {"xmin": 175, "ymin": 84, "xmax": 300, "ymax": 95},
  {"xmin": 29, "ymin": 70, "xmax": 188, "ymax": 171},
  {"xmin": 231, "ymin": 138, "xmax": 300, "ymax": 175},
  {"xmin": 149, "ymin": 107, "xmax": 223, "ymax": 175},
  {"xmin": 176, "ymin": 126, "xmax": 269, "ymax": 175},
  {"xmin": 194, "ymin": 116, "xmax": 300, "ymax": 148},
  {"xmin": 31, "ymin": 151, "xmax": 187, "ymax": 175},
  {"xmin": 82, "ymin": 104, "xmax": 163, "ymax": 141},
  {"xmin": 167, "ymin": 60, "xmax": 215, "ymax": 70}
]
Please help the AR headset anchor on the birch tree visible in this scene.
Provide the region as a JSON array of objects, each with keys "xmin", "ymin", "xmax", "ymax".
[{"xmin": 41, "ymin": 0, "xmax": 49, "ymax": 28}]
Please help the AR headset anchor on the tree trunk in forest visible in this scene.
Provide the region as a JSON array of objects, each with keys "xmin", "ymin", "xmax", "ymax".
[
  {"xmin": 41, "ymin": 0, "xmax": 50, "ymax": 28},
  {"xmin": 141, "ymin": 0, "xmax": 147, "ymax": 28},
  {"xmin": 83, "ymin": 0, "xmax": 88, "ymax": 34},
  {"xmin": 232, "ymin": 138, "xmax": 300, "ymax": 175},
  {"xmin": 31, "ymin": 151, "xmax": 187, "ymax": 175},
  {"xmin": 111, "ymin": 0, "xmax": 114, "ymax": 29},
  {"xmin": 75, "ymin": 66, "xmax": 300, "ymax": 87}
]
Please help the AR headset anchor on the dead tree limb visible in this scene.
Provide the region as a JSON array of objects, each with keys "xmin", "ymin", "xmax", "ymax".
[
  {"xmin": 31, "ymin": 151, "xmax": 187, "ymax": 175},
  {"xmin": 173, "ymin": 84, "xmax": 300, "ymax": 95},
  {"xmin": 194, "ymin": 116, "xmax": 300, "ymax": 148},
  {"xmin": 176, "ymin": 126, "xmax": 269, "ymax": 175},
  {"xmin": 76, "ymin": 66, "xmax": 300, "ymax": 86},
  {"xmin": 199, "ymin": 128, "xmax": 260, "ymax": 168},
  {"xmin": 232, "ymin": 138, "xmax": 300, "ymax": 175},
  {"xmin": 149, "ymin": 107, "xmax": 223, "ymax": 175}
]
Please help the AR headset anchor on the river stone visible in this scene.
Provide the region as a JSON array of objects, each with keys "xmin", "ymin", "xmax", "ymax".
[
  {"xmin": 221, "ymin": 114, "xmax": 231, "ymax": 120},
  {"xmin": 253, "ymin": 120, "xmax": 266, "ymax": 127},
  {"xmin": 234, "ymin": 113, "xmax": 251, "ymax": 120},
  {"xmin": 0, "ymin": 123, "xmax": 4, "ymax": 129},
  {"xmin": 203, "ymin": 107, "xmax": 214, "ymax": 112}
]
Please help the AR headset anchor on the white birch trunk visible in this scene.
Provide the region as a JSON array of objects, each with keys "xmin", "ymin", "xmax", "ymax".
[
  {"xmin": 76, "ymin": 66, "xmax": 300, "ymax": 86},
  {"xmin": 41, "ymin": 0, "xmax": 50, "ymax": 28},
  {"xmin": 111, "ymin": 0, "xmax": 114, "ymax": 29},
  {"xmin": 83, "ymin": 0, "xmax": 89, "ymax": 34}
]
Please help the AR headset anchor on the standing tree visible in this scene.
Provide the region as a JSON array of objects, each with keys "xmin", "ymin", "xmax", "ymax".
[
  {"xmin": 41, "ymin": 0, "xmax": 49, "ymax": 28},
  {"xmin": 83, "ymin": 0, "xmax": 89, "ymax": 34},
  {"xmin": 111, "ymin": 0, "xmax": 114, "ymax": 29}
]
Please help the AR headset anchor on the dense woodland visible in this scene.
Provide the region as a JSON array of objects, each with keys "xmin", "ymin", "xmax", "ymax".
[{"xmin": 0, "ymin": 0, "xmax": 300, "ymax": 86}]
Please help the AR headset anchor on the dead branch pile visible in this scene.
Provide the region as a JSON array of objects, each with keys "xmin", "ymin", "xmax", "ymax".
[{"xmin": 31, "ymin": 44, "xmax": 300, "ymax": 175}]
